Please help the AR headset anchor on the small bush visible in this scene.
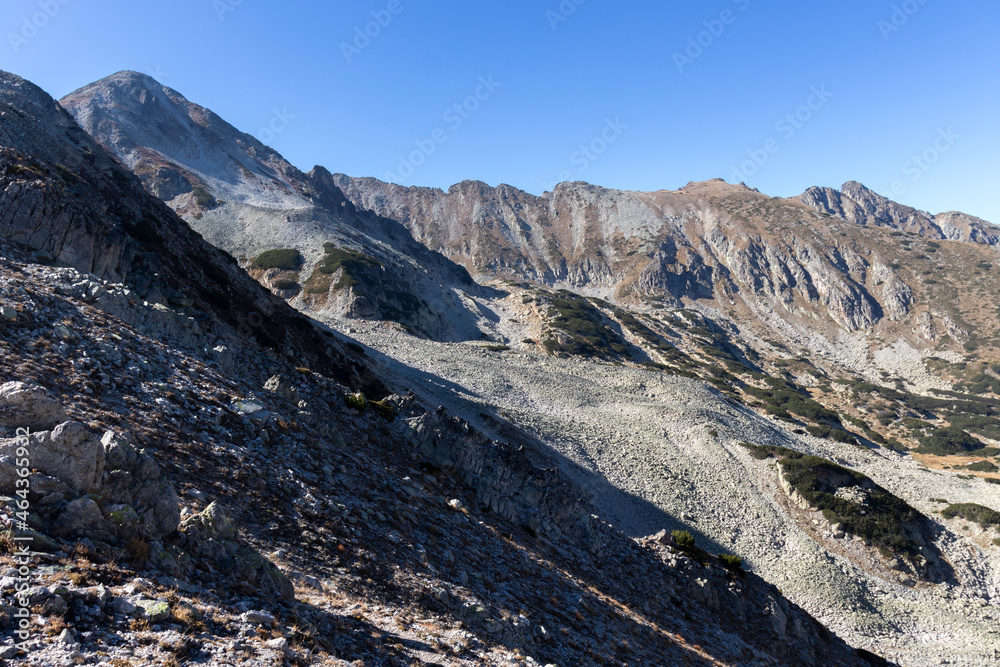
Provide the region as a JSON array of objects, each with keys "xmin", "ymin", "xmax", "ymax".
[
  {"xmin": 370, "ymin": 399, "xmax": 397, "ymax": 421},
  {"xmin": 966, "ymin": 460, "xmax": 999, "ymax": 473},
  {"xmin": 718, "ymin": 553, "xmax": 743, "ymax": 572},
  {"xmin": 254, "ymin": 249, "xmax": 303, "ymax": 271},
  {"xmin": 125, "ymin": 536, "xmax": 151, "ymax": 565},
  {"xmin": 672, "ymin": 530, "xmax": 695, "ymax": 549},
  {"xmin": 192, "ymin": 185, "xmax": 217, "ymax": 208},
  {"xmin": 483, "ymin": 344, "xmax": 511, "ymax": 352},
  {"xmin": 316, "ymin": 246, "xmax": 381, "ymax": 290},
  {"xmin": 917, "ymin": 426, "xmax": 983, "ymax": 456},
  {"xmin": 272, "ymin": 279, "xmax": 299, "ymax": 291},
  {"xmin": 345, "ymin": 392, "xmax": 367, "ymax": 411},
  {"xmin": 941, "ymin": 503, "xmax": 1000, "ymax": 528}
]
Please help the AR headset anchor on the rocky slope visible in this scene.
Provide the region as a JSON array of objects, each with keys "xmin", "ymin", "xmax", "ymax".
[
  {"xmin": 63, "ymin": 73, "xmax": 1000, "ymax": 384},
  {"xmin": 0, "ymin": 70, "xmax": 889, "ymax": 666},
  {"xmin": 331, "ymin": 175, "xmax": 1000, "ymax": 376},
  {"xmin": 345, "ymin": 319, "xmax": 1000, "ymax": 666},
  {"xmin": 61, "ymin": 71, "xmax": 486, "ymax": 341},
  {"xmin": 54, "ymin": 68, "xmax": 1000, "ymax": 663},
  {"xmin": 798, "ymin": 181, "xmax": 1000, "ymax": 245}
]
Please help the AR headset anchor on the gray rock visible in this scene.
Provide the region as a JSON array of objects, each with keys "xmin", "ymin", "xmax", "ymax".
[
  {"xmin": 0, "ymin": 421, "xmax": 104, "ymax": 495},
  {"xmin": 52, "ymin": 497, "xmax": 111, "ymax": 539},
  {"xmin": 0, "ymin": 382, "xmax": 67, "ymax": 431},
  {"xmin": 135, "ymin": 598, "xmax": 171, "ymax": 622},
  {"xmin": 263, "ymin": 375, "xmax": 300, "ymax": 403},
  {"xmin": 180, "ymin": 502, "xmax": 294, "ymax": 600},
  {"xmin": 56, "ymin": 628, "xmax": 79, "ymax": 647},
  {"xmin": 101, "ymin": 430, "xmax": 139, "ymax": 471},
  {"xmin": 108, "ymin": 597, "xmax": 135, "ymax": 616},
  {"xmin": 241, "ymin": 610, "xmax": 276, "ymax": 626},
  {"xmin": 181, "ymin": 501, "xmax": 236, "ymax": 541},
  {"xmin": 40, "ymin": 595, "xmax": 68, "ymax": 615},
  {"xmin": 100, "ymin": 434, "xmax": 180, "ymax": 539},
  {"xmin": 264, "ymin": 637, "xmax": 293, "ymax": 656},
  {"xmin": 18, "ymin": 586, "xmax": 51, "ymax": 605}
]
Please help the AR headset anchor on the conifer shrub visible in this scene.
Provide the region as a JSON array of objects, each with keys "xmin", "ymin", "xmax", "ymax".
[
  {"xmin": 253, "ymin": 249, "xmax": 303, "ymax": 271},
  {"xmin": 718, "ymin": 553, "xmax": 743, "ymax": 572}
]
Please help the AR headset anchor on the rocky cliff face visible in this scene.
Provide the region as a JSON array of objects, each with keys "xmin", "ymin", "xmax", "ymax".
[
  {"xmin": 332, "ymin": 173, "xmax": 1000, "ymax": 367},
  {"xmin": 333, "ymin": 176, "xmax": 919, "ymax": 332},
  {"xmin": 61, "ymin": 72, "xmax": 483, "ymax": 341},
  {"xmin": 798, "ymin": 180, "xmax": 1000, "ymax": 244}
]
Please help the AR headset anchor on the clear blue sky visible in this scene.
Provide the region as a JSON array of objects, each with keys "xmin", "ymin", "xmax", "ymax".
[{"xmin": 3, "ymin": 0, "xmax": 999, "ymax": 222}]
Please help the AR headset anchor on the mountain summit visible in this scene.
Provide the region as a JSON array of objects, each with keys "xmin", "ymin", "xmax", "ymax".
[{"xmin": 62, "ymin": 71, "xmax": 485, "ymax": 341}]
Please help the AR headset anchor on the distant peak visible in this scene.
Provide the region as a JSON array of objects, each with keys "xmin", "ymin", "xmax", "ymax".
[{"xmin": 840, "ymin": 181, "xmax": 879, "ymax": 198}]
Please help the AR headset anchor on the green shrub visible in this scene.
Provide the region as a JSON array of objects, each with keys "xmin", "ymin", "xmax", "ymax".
[
  {"xmin": 966, "ymin": 460, "xmax": 999, "ymax": 473},
  {"xmin": 369, "ymin": 399, "xmax": 397, "ymax": 421},
  {"xmin": 917, "ymin": 427, "xmax": 983, "ymax": 456},
  {"xmin": 742, "ymin": 443, "xmax": 923, "ymax": 554},
  {"xmin": 671, "ymin": 530, "xmax": 695, "ymax": 549},
  {"xmin": 718, "ymin": 553, "xmax": 743, "ymax": 572},
  {"xmin": 191, "ymin": 185, "xmax": 217, "ymax": 208},
  {"xmin": 254, "ymin": 249, "xmax": 303, "ymax": 271},
  {"xmin": 541, "ymin": 293, "xmax": 630, "ymax": 360},
  {"xmin": 941, "ymin": 503, "xmax": 1000, "ymax": 528},
  {"xmin": 483, "ymin": 344, "xmax": 511, "ymax": 352},
  {"xmin": 272, "ymin": 279, "xmax": 299, "ymax": 291},
  {"xmin": 316, "ymin": 245, "xmax": 381, "ymax": 290},
  {"xmin": 345, "ymin": 392, "xmax": 367, "ymax": 411}
]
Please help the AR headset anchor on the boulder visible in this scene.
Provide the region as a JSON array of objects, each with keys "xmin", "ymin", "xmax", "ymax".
[
  {"xmin": 135, "ymin": 599, "xmax": 171, "ymax": 622},
  {"xmin": 100, "ymin": 431, "xmax": 180, "ymax": 538},
  {"xmin": 263, "ymin": 375, "xmax": 300, "ymax": 403},
  {"xmin": 180, "ymin": 502, "xmax": 294, "ymax": 600},
  {"xmin": 0, "ymin": 422, "xmax": 104, "ymax": 495},
  {"xmin": 51, "ymin": 498, "xmax": 114, "ymax": 541},
  {"xmin": 0, "ymin": 382, "xmax": 67, "ymax": 431}
]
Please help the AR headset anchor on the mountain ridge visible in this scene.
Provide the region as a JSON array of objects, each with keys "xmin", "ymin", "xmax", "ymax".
[
  {"xmin": 0, "ymin": 67, "xmax": 893, "ymax": 666},
  {"xmin": 44, "ymin": 69, "xmax": 1000, "ymax": 665}
]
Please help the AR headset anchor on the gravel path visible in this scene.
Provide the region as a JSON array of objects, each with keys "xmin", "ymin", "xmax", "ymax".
[{"xmin": 342, "ymin": 319, "xmax": 1000, "ymax": 667}]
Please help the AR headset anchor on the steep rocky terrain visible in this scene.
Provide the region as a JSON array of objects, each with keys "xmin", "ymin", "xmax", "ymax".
[
  {"xmin": 61, "ymin": 72, "xmax": 487, "ymax": 341},
  {"xmin": 54, "ymin": 68, "xmax": 1000, "ymax": 664},
  {"xmin": 330, "ymin": 175, "xmax": 1000, "ymax": 378},
  {"xmin": 0, "ymin": 71, "xmax": 895, "ymax": 666},
  {"xmin": 798, "ymin": 181, "xmax": 1000, "ymax": 245}
]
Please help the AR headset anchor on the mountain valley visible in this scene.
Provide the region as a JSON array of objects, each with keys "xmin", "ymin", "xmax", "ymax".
[{"xmin": 0, "ymin": 68, "xmax": 998, "ymax": 665}]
